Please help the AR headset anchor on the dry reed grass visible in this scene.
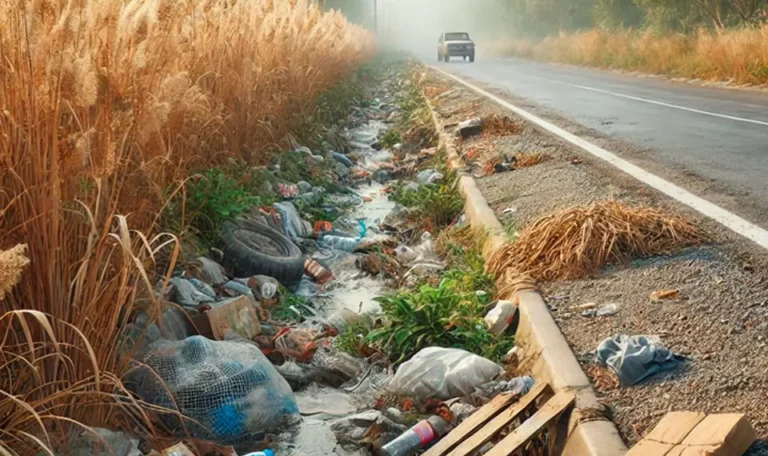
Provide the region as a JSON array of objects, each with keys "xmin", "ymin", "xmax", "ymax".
[
  {"xmin": 488, "ymin": 202, "xmax": 702, "ymax": 282},
  {"xmin": 490, "ymin": 26, "xmax": 768, "ymax": 85},
  {"xmin": 0, "ymin": 0, "xmax": 373, "ymax": 452},
  {"xmin": 513, "ymin": 152, "xmax": 549, "ymax": 169},
  {"xmin": 483, "ymin": 115, "xmax": 522, "ymax": 137}
]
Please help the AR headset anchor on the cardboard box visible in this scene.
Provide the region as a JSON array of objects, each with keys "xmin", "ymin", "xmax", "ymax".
[
  {"xmin": 206, "ymin": 295, "xmax": 261, "ymax": 340},
  {"xmin": 627, "ymin": 412, "xmax": 756, "ymax": 456}
]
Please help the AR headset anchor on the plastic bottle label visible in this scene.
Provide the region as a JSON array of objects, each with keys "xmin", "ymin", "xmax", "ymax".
[{"xmin": 412, "ymin": 420, "xmax": 436, "ymax": 445}]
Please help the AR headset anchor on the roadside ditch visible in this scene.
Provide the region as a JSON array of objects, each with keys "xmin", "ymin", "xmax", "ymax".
[
  {"xmin": 104, "ymin": 58, "xmax": 547, "ymax": 456},
  {"xmin": 420, "ymin": 64, "xmax": 768, "ymax": 453}
]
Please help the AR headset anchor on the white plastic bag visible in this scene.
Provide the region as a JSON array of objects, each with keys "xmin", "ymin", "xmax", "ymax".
[
  {"xmin": 484, "ymin": 300, "xmax": 518, "ymax": 336},
  {"xmin": 385, "ymin": 347, "xmax": 503, "ymax": 400}
]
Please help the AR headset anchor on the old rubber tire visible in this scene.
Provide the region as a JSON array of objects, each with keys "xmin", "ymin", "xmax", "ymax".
[
  {"xmin": 470, "ymin": 53, "xmax": 475, "ymax": 63},
  {"xmin": 222, "ymin": 219, "xmax": 305, "ymax": 286},
  {"xmin": 445, "ymin": 55, "xmax": 450, "ymax": 63}
]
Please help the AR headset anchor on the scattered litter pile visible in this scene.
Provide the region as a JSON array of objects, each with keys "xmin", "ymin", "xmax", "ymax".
[
  {"xmin": 488, "ymin": 201, "xmax": 703, "ymax": 282},
  {"xmin": 83, "ymin": 62, "xmax": 540, "ymax": 456}
]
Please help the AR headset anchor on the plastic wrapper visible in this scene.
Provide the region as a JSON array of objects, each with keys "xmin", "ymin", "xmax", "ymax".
[{"xmin": 384, "ymin": 347, "xmax": 503, "ymax": 400}]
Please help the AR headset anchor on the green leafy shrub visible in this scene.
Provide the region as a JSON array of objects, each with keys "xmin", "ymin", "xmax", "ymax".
[
  {"xmin": 180, "ymin": 168, "xmax": 260, "ymax": 245},
  {"xmin": 390, "ymin": 171, "xmax": 464, "ymax": 231},
  {"xmin": 367, "ymin": 275, "xmax": 514, "ymax": 364}
]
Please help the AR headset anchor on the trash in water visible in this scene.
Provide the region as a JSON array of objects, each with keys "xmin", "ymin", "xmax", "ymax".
[
  {"xmin": 330, "ymin": 410, "xmax": 407, "ymax": 447},
  {"xmin": 305, "ymin": 258, "xmax": 334, "ymax": 285},
  {"xmin": 596, "ymin": 334, "xmax": 683, "ymax": 386},
  {"xmin": 295, "ymin": 384, "xmax": 357, "ymax": 416},
  {"xmin": 319, "ymin": 234, "xmax": 360, "ymax": 252},
  {"xmin": 385, "ymin": 347, "xmax": 504, "ymax": 401},
  {"xmin": 380, "ymin": 415, "xmax": 449, "ymax": 456},
  {"xmin": 356, "ymin": 253, "xmax": 384, "ymax": 276}
]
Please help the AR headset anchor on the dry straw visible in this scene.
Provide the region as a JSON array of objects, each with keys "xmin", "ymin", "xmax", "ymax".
[
  {"xmin": 489, "ymin": 201, "xmax": 703, "ymax": 282},
  {"xmin": 1, "ymin": 0, "xmax": 373, "ymax": 452}
]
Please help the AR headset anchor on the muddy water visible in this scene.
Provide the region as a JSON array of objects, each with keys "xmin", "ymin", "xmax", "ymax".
[
  {"xmin": 277, "ymin": 117, "xmax": 400, "ymax": 455},
  {"xmin": 322, "ymin": 182, "xmax": 396, "ymax": 315}
]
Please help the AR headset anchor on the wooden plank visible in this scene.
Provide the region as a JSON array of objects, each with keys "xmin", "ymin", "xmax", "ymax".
[
  {"xmin": 484, "ymin": 390, "xmax": 576, "ymax": 456},
  {"xmin": 423, "ymin": 385, "xmax": 546, "ymax": 456},
  {"xmin": 446, "ymin": 382, "xmax": 550, "ymax": 456}
]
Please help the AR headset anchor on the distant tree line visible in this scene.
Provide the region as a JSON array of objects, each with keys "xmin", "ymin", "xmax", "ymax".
[{"xmin": 499, "ymin": 0, "xmax": 768, "ymax": 36}]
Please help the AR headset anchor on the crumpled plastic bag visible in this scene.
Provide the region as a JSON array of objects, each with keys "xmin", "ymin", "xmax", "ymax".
[
  {"xmin": 170, "ymin": 277, "xmax": 214, "ymax": 309},
  {"xmin": 597, "ymin": 335, "xmax": 682, "ymax": 386},
  {"xmin": 384, "ymin": 347, "xmax": 504, "ymax": 400},
  {"xmin": 274, "ymin": 202, "xmax": 312, "ymax": 239},
  {"xmin": 417, "ymin": 169, "xmax": 444, "ymax": 184}
]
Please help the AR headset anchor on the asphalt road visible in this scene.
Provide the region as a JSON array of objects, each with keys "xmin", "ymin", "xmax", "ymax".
[{"xmin": 431, "ymin": 56, "xmax": 768, "ymax": 226}]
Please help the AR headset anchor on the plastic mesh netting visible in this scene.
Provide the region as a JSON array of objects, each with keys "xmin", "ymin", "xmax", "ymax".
[{"xmin": 128, "ymin": 336, "xmax": 298, "ymax": 443}]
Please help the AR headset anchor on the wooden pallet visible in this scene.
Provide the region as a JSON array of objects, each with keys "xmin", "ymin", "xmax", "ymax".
[{"xmin": 425, "ymin": 383, "xmax": 575, "ymax": 456}]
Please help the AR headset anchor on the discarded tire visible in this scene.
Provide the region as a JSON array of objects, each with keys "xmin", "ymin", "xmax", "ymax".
[{"xmin": 222, "ymin": 219, "xmax": 305, "ymax": 286}]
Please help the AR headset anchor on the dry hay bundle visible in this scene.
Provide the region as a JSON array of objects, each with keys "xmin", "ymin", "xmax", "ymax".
[
  {"xmin": 483, "ymin": 114, "xmax": 521, "ymax": 137},
  {"xmin": 513, "ymin": 152, "xmax": 549, "ymax": 169},
  {"xmin": 488, "ymin": 201, "xmax": 703, "ymax": 281}
]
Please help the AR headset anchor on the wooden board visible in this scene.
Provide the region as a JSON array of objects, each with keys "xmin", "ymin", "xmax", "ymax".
[
  {"xmin": 423, "ymin": 389, "xmax": 535, "ymax": 456},
  {"xmin": 446, "ymin": 382, "xmax": 550, "ymax": 456},
  {"xmin": 483, "ymin": 390, "xmax": 576, "ymax": 456}
]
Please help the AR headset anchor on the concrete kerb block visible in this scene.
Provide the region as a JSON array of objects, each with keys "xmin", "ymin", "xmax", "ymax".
[{"xmin": 422, "ymin": 74, "xmax": 629, "ymax": 456}]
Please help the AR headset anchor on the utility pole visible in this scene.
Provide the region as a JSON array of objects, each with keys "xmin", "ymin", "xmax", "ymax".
[{"xmin": 373, "ymin": 0, "xmax": 378, "ymax": 34}]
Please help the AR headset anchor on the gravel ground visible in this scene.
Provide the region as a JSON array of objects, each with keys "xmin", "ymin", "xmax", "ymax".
[{"xmin": 425, "ymin": 69, "xmax": 768, "ymax": 452}]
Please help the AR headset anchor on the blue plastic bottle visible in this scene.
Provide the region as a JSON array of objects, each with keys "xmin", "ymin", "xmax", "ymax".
[{"xmin": 242, "ymin": 450, "xmax": 274, "ymax": 456}]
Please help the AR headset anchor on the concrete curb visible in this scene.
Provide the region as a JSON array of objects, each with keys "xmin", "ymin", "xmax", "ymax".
[{"xmin": 424, "ymin": 88, "xmax": 628, "ymax": 456}]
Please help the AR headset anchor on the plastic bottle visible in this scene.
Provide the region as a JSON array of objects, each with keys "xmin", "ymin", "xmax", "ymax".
[
  {"xmin": 242, "ymin": 450, "xmax": 274, "ymax": 456},
  {"xmin": 380, "ymin": 416, "xmax": 449, "ymax": 456}
]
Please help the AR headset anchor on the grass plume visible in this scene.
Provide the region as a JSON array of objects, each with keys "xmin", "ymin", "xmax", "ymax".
[{"xmin": 1, "ymin": 0, "xmax": 373, "ymax": 451}]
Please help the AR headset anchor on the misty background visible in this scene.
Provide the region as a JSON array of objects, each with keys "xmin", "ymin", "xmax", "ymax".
[{"xmin": 325, "ymin": 0, "xmax": 768, "ymax": 55}]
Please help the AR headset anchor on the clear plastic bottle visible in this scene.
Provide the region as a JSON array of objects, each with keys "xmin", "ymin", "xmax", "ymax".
[{"xmin": 380, "ymin": 416, "xmax": 449, "ymax": 456}]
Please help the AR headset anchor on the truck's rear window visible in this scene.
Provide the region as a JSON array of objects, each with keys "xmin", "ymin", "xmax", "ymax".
[{"xmin": 445, "ymin": 33, "xmax": 470, "ymax": 41}]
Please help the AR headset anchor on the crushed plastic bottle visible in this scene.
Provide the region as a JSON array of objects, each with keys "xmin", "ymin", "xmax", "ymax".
[
  {"xmin": 380, "ymin": 415, "xmax": 449, "ymax": 456},
  {"xmin": 318, "ymin": 234, "xmax": 360, "ymax": 252}
]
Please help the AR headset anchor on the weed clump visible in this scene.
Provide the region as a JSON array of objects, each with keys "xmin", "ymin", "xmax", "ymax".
[
  {"xmin": 489, "ymin": 201, "xmax": 703, "ymax": 282},
  {"xmin": 390, "ymin": 170, "xmax": 464, "ymax": 232}
]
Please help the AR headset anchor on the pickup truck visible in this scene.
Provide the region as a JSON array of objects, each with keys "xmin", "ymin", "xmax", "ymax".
[{"xmin": 438, "ymin": 32, "xmax": 476, "ymax": 63}]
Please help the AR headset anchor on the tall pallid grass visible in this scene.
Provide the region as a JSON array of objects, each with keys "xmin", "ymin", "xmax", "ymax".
[
  {"xmin": 487, "ymin": 25, "xmax": 768, "ymax": 85},
  {"xmin": 0, "ymin": 0, "xmax": 373, "ymax": 452}
]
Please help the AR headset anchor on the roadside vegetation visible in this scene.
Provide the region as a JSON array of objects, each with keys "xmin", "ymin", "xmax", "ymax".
[
  {"xmin": 486, "ymin": 0, "xmax": 768, "ymax": 85},
  {"xmin": 0, "ymin": 0, "xmax": 373, "ymax": 452}
]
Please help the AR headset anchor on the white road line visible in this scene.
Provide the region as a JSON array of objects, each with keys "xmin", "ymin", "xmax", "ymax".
[
  {"xmin": 531, "ymin": 75, "xmax": 768, "ymax": 127},
  {"xmin": 431, "ymin": 65, "xmax": 768, "ymax": 251}
]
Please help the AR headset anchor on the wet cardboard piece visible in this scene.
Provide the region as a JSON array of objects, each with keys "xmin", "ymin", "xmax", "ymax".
[
  {"xmin": 206, "ymin": 295, "xmax": 261, "ymax": 340},
  {"xmin": 627, "ymin": 412, "xmax": 756, "ymax": 456}
]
